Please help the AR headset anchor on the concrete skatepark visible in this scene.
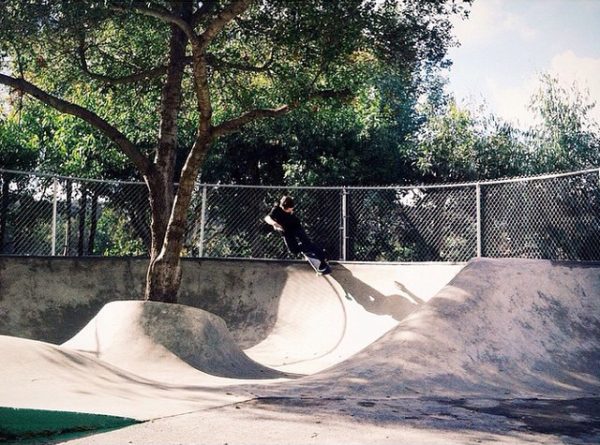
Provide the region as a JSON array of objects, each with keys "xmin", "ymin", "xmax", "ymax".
[{"xmin": 0, "ymin": 256, "xmax": 599, "ymax": 444}]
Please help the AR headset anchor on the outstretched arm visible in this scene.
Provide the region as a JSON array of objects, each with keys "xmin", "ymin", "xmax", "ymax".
[{"xmin": 264, "ymin": 215, "xmax": 283, "ymax": 232}]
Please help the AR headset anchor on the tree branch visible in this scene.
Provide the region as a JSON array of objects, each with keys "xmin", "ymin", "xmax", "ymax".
[
  {"xmin": 212, "ymin": 88, "xmax": 353, "ymax": 138},
  {"xmin": 75, "ymin": 2, "xmax": 269, "ymax": 87},
  {"xmin": 0, "ymin": 73, "xmax": 152, "ymax": 176},
  {"xmin": 77, "ymin": 37, "xmax": 168, "ymax": 84},
  {"xmin": 109, "ymin": 1, "xmax": 197, "ymax": 43},
  {"xmin": 212, "ymin": 105, "xmax": 290, "ymax": 138},
  {"xmin": 82, "ymin": 64, "xmax": 169, "ymax": 84},
  {"xmin": 198, "ymin": 0, "xmax": 254, "ymax": 51},
  {"xmin": 75, "ymin": 51, "xmax": 271, "ymax": 85},
  {"xmin": 206, "ymin": 52, "xmax": 273, "ymax": 73}
]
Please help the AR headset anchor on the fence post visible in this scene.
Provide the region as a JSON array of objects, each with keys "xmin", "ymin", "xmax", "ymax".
[
  {"xmin": 198, "ymin": 185, "xmax": 208, "ymax": 257},
  {"xmin": 0, "ymin": 172, "xmax": 9, "ymax": 253},
  {"xmin": 51, "ymin": 178, "xmax": 58, "ymax": 256},
  {"xmin": 341, "ymin": 187, "xmax": 348, "ymax": 261},
  {"xmin": 476, "ymin": 183, "xmax": 482, "ymax": 257}
]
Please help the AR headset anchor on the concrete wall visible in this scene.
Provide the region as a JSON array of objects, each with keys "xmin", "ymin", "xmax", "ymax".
[
  {"xmin": 0, "ymin": 257, "xmax": 146, "ymax": 344},
  {"xmin": 0, "ymin": 257, "xmax": 464, "ymax": 345},
  {"xmin": 0, "ymin": 256, "xmax": 288, "ymax": 344}
]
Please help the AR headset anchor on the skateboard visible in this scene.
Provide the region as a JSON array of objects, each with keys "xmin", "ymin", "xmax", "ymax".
[{"xmin": 303, "ymin": 252, "xmax": 331, "ymax": 276}]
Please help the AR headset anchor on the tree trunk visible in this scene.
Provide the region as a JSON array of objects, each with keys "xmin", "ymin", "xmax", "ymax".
[
  {"xmin": 143, "ymin": 4, "xmax": 191, "ymax": 303},
  {"xmin": 144, "ymin": 131, "xmax": 212, "ymax": 302},
  {"xmin": 145, "ymin": 174, "xmax": 175, "ymax": 301},
  {"xmin": 145, "ymin": 254, "xmax": 183, "ymax": 304}
]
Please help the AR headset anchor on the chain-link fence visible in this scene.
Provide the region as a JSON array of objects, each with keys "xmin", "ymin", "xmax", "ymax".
[{"xmin": 1, "ymin": 168, "xmax": 599, "ymax": 261}]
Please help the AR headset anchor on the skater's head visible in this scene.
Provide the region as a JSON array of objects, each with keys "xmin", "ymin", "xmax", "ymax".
[{"xmin": 280, "ymin": 195, "xmax": 295, "ymax": 213}]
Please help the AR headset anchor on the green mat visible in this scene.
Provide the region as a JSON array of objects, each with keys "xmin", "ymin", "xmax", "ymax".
[{"xmin": 0, "ymin": 407, "xmax": 139, "ymax": 440}]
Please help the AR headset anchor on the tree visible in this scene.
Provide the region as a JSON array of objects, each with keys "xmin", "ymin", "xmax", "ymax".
[
  {"xmin": 413, "ymin": 91, "xmax": 532, "ymax": 182},
  {"xmin": 0, "ymin": 0, "xmax": 470, "ymax": 302},
  {"xmin": 527, "ymin": 74, "xmax": 600, "ymax": 172}
]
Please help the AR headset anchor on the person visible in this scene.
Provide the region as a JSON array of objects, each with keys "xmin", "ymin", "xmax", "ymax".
[{"xmin": 264, "ymin": 195, "xmax": 329, "ymax": 272}]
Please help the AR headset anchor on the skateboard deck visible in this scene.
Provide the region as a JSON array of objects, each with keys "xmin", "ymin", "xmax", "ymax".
[{"xmin": 303, "ymin": 252, "xmax": 331, "ymax": 275}]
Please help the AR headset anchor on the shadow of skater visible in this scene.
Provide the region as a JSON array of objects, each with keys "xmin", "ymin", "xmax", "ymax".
[{"xmin": 330, "ymin": 265, "xmax": 424, "ymax": 321}]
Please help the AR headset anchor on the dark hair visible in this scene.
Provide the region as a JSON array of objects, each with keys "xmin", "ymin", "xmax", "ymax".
[{"xmin": 280, "ymin": 195, "xmax": 295, "ymax": 209}]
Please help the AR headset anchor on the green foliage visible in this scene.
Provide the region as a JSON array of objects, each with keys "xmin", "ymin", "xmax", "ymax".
[
  {"xmin": 1, "ymin": 0, "xmax": 471, "ymax": 182},
  {"xmin": 203, "ymin": 65, "xmax": 426, "ymax": 186},
  {"xmin": 94, "ymin": 207, "xmax": 147, "ymax": 256},
  {"xmin": 0, "ymin": 114, "xmax": 38, "ymax": 170},
  {"xmin": 527, "ymin": 74, "xmax": 600, "ymax": 172},
  {"xmin": 1, "ymin": 102, "xmax": 136, "ymax": 179},
  {"xmin": 413, "ymin": 95, "xmax": 531, "ymax": 182},
  {"xmin": 413, "ymin": 73, "xmax": 600, "ymax": 183}
]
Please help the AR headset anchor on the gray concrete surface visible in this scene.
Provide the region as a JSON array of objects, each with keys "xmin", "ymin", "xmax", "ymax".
[
  {"xmin": 47, "ymin": 397, "xmax": 600, "ymax": 445},
  {"xmin": 0, "ymin": 256, "xmax": 148, "ymax": 343},
  {"xmin": 262, "ymin": 258, "xmax": 600, "ymax": 399},
  {"xmin": 1, "ymin": 257, "xmax": 599, "ymax": 444},
  {"xmin": 0, "ymin": 256, "xmax": 461, "ymax": 346},
  {"xmin": 62, "ymin": 301, "xmax": 288, "ymax": 380}
]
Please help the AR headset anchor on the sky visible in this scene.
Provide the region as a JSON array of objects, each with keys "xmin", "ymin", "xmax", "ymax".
[{"xmin": 446, "ymin": 0, "xmax": 600, "ymax": 128}]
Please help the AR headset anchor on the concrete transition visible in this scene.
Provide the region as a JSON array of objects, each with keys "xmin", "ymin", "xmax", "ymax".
[
  {"xmin": 1, "ymin": 258, "xmax": 599, "ymax": 444},
  {"xmin": 62, "ymin": 301, "xmax": 287, "ymax": 381}
]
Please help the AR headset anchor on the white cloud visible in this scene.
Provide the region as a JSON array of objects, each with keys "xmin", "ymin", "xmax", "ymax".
[
  {"xmin": 486, "ymin": 76, "xmax": 540, "ymax": 128},
  {"xmin": 548, "ymin": 51, "xmax": 600, "ymax": 122},
  {"xmin": 452, "ymin": 0, "xmax": 538, "ymax": 46},
  {"xmin": 448, "ymin": 1, "xmax": 600, "ymax": 130},
  {"xmin": 478, "ymin": 51, "xmax": 600, "ymax": 128}
]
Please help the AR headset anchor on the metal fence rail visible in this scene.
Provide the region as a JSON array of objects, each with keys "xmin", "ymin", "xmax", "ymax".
[{"xmin": 1, "ymin": 168, "xmax": 599, "ymax": 261}]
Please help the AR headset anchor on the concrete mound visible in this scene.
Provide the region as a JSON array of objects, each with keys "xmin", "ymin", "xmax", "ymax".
[
  {"xmin": 283, "ymin": 258, "xmax": 600, "ymax": 399},
  {"xmin": 0, "ymin": 335, "xmax": 253, "ymax": 419},
  {"xmin": 62, "ymin": 301, "xmax": 286, "ymax": 380}
]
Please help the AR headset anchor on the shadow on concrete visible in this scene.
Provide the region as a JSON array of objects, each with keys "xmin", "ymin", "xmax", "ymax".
[
  {"xmin": 330, "ymin": 265, "xmax": 423, "ymax": 321},
  {"xmin": 247, "ymin": 396, "xmax": 600, "ymax": 442}
]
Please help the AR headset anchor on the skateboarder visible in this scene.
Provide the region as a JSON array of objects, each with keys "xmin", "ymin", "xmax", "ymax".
[{"xmin": 264, "ymin": 196, "xmax": 329, "ymax": 273}]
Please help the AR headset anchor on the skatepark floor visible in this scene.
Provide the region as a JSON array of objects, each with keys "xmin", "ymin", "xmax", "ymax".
[{"xmin": 1, "ymin": 258, "xmax": 599, "ymax": 444}]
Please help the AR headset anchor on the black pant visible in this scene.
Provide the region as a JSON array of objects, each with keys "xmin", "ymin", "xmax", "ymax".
[{"xmin": 282, "ymin": 227, "xmax": 326, "ymax": 262}]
